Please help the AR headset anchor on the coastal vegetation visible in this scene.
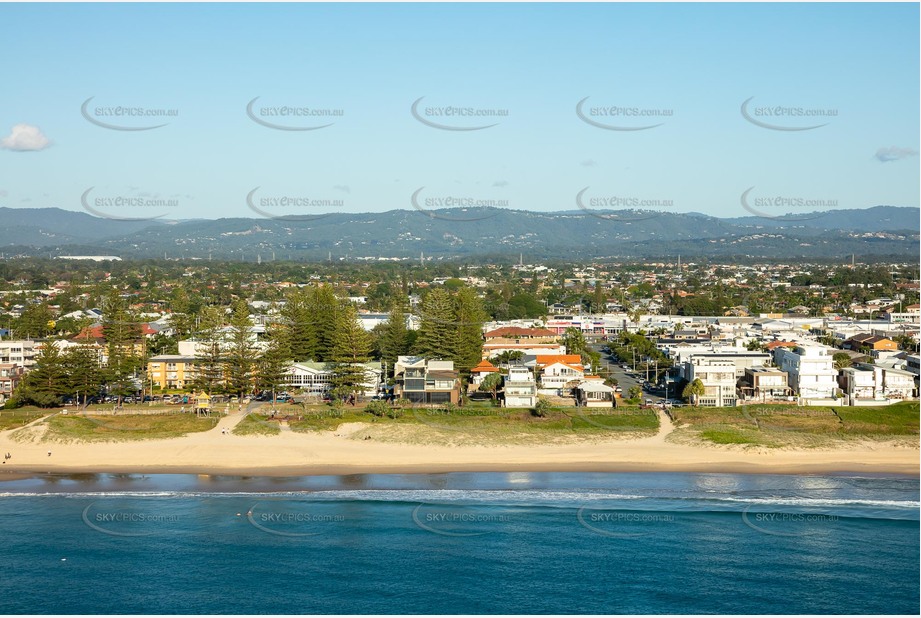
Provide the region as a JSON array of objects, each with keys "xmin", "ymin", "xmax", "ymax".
[{"xmin": 670, "ymin": 401, "xmax": 919, "ymax": 447}]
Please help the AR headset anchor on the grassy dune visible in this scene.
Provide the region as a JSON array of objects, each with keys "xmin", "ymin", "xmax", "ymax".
[
  {"xmin": 233, "ymin": 413, "xmax": 282, "ymax": 436},
  {"xmin": 0, "ymin": 409, "xmax": 46, "ymax": 431},
  {"xmin": 41, "ymin": 412, "xmax": 220, "ymax": 443},
  {"xmin": 287, "ymin": 401, "xmax": 659, "ymax": 444},
  {"xmin": 670, "ymin": 401, "xmax": 919, "ymax": 447}
]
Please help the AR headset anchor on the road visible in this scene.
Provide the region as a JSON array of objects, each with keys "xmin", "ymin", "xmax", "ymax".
[{"xmin": 589, "ymin": 342, "xmax": 668, "ymax": 405}]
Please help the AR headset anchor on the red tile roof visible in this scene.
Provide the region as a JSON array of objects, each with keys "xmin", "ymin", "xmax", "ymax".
[
  {"xmin": 484, "ymin": 327, "xmax": 558, "ymax": 339},
  {"xmin": 535, "ymin": 354, "xmax": 582, "ymax": 366},
  {"xmin": 470, "ymin": 360, "xmax": 500, "ymax": 373},
  {"xmin": 75, "ymin": 323, "xmax": 157, "ymax": 340}
]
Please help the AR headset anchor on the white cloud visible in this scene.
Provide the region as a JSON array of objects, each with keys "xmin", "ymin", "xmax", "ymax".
[
  {"xmin": 0, "ymin": 123, "xmax": 51, "ymax": 151},
  {"xmin": 874, "ymin": 146, "xmax": 918, "ymax": 163}
]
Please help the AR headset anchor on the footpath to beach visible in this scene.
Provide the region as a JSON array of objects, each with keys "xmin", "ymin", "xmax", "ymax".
[{"xmin": 1, "ymin": 409, "xmax": 917, "ymax": 477}]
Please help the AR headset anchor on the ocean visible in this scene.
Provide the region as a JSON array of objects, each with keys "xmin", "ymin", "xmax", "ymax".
[{"xmin": 0, "ymin": 471, "xmax": 917, "ymax": 614}]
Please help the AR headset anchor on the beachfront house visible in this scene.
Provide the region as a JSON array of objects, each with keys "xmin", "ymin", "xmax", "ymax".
[
  {"xmin": 737, "ymin": 366, "xmax": 793, "ymax": 402},
  {"xmin": 285, "ymin": 361, "xmax": 382, "ymax": 399},
  {"xmin": 774, "ymin": 345, "xmax": 839, "ymax": 403},
  {"xmin": 687, "ymin": 358, "xmax": 738, "ymax": 407},
  {"xmin": 536, "ymin": 358, "xmax": 585, "ymax": 394},
  {"xmin": 469, "ymin": 359, "xmax": 501, "ymax": 386},
  {"xmin": 838, "ymin": 364, "xmax": 917, "ymax": 405},
  {"xmin": 393, "ymin": 356, "xmax": 460, "ymax": 404},
  {"xmin": 0, "ymin": 363, "xmax": 24, "ymax": 403},
  {"xmin": 502, "ymin": 366, "xmax": 537, "ymax": 408},
  {"xmin": 573, "ymin": 379, "xmax": 616, "ymax": 408}
]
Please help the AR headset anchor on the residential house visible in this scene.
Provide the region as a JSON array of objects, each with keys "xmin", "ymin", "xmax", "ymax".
[
  {"xmin": 534, "ymin": 355, "xmax": 585, "ymax": 394},
  {"xmin": 0, "ymin": 363, "xmax": 24, "ymax": 402},
  {"xmin": 286, "ymin": 361, "xmax": 382, "ymax": 398},
  {"xmin": 687, "ymin": 358, "xmax": 738, "ymax": 407},
  {"xmin": 774, "ymin": 345, "xmax": 838, "ymax": 401},
  {"xmin": 469, "ymin": 359, "xmax": 500, "ymax": 386},
  {"xmin": 883, "ymin": 304, "xmax": 921, "ymax": 323},
  {"xmin": 393, "ymin": 356, "xmax": 460, "ymax": 404},
  {"xmin": 483, "ymin": 343, "xmax": 565, "ymax": 359},
  {"xmin": 838, "ymin": 364, "xmax": 917, "ymax": 405},
  {"xmin": 573, "ymin": 379, "xmax": 616, "ymax": 408},
  {"xmin": 843, "ymin": 334, "xmax": 899, "ymax": 354},
  {"xmin": 484, "ymin": 327, "xmax": 559, "ymax": 344},
  {"xmin": 177, "ymin": 325, "xmax": 271, "ymax": 356},
  {"xmin": 738, "ymin": 367, "xmax": 792, "ymax": 402},
  {"xmin": 503, "ymin": 366, "xmax": 537, "ymax": 408}
]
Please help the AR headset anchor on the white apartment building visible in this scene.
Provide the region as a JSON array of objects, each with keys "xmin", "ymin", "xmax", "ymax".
[
  {"xmin": 688, "ymin": 358, "xmax": 738, "ymax": 407},
  {"xmin": 774, "ymin": 345, "xmax": 838, "ymax": 401},
  {"xmin": 838, "ymin": 365, "xmax": 916, "ymax": 405},
  {"xmin": 0, "ymin": 339, "xmax": 38, "ymax": 369},
  {"xmin": 503, "ymin": 366, "xmax": 537, "ymax": 408}
]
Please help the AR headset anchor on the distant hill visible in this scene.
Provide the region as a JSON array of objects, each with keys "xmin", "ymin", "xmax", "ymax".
[
  {"xmin": 0, "ymin": 205, "xmax": 916, "ymax": 261},
  {"xmin": 724, "ymin": 205, "xmax": 919, "ymax": 232},
  {"xmin": 0, "ymin": 207, "xmax": 162, "ymax": 246}
]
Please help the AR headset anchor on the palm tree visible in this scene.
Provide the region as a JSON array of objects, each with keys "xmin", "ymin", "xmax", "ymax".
[
  {"xmin": 682, "ymin": 379, "xmax": 705, "ymax": 406},
  {"xmin": 833, "ymin": 352, "xmax": 852, "ymax": 371}
]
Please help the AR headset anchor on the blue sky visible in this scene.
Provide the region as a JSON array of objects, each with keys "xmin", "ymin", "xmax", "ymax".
[{"xmin": 0, "ymin": 2, "xmax": 918, "ymax": 222}]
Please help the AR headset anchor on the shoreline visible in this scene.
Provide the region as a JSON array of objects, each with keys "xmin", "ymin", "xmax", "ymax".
[
  {"xmin": 2, "ymin": 411, "xmax": 917, "ymax": 480},
  {"xmin": 1, "ymin": 459, "xmax": 919, "ymax": 478}
]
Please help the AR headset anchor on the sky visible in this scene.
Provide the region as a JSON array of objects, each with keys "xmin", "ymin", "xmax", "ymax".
[{"xmin": 0, "ymin": 1, "xmax": 918, "ymax": 223}]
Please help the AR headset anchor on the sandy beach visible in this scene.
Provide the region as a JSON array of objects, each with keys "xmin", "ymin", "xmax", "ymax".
[{"xmin": 0, "ymin": 410, "xmax": 917, "ymax": 478}]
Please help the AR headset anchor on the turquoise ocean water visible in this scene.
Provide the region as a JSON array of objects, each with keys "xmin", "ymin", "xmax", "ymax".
[{"xmin": 0, "ymin": 472, "xmax": 917, "ymax": 614}]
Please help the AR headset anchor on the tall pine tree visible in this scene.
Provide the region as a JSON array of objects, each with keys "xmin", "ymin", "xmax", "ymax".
[
  {"xmin": 192, "ymin": 305, "xmax": 226, "ymax": 395},
  {"xmin": 452, "ymin": 287, "xmax": 486, "ymax": 375},
  {"xmin": 329, "ymin": 303, "xmax": 373, "ymax": 400},
  {"xmin": 414, "ymin": 288, "xmax": 457, "ymax": 360},
  {"xmin": 310, "ymin": 285, "xmax": 342, "ymax": 362},
  {"xmin": 225, "ymin": 299, "xmax": 258, "ymax": 398},
  {"xmin": 379, "ymin": 298, "xmax": 410, "ymax": 372},
  {"xmin": 278, "ymin": 288, "xmax": 317, "ymax": 361}
]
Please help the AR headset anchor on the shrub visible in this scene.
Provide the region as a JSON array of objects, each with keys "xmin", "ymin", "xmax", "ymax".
[
  {"xmin": 365, "ymin": 400, "xmax": 391, "ymax": 417},
  {"xmin": 532, "ymin": 398, "xmax": 553, "ymax": 418}
]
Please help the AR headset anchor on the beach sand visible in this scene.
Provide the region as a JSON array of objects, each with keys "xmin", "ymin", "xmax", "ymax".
[{"xmin": 1, "ymin": 411, "xmax": 917, "ymax": 478}]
